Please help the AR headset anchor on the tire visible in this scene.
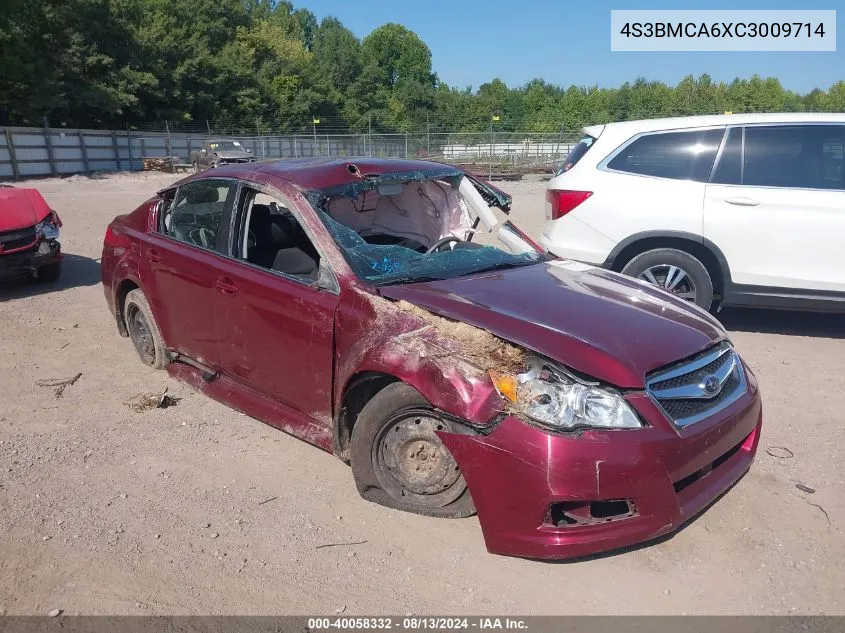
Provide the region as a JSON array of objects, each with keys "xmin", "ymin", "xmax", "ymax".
[
  {"xmin": 621, "ymin": 248, "xmax": 714, "ymax": 310},
  {"xmin": 350, "ymin": 383, "xmax": 476, "ymax": 518},
  {"xmin": 35, "ymin": 261, "xmax": 61, "ymax": 283},
  {"xmin": 123, "ymin": 288, "xmax": 169, "ymax": 369}
]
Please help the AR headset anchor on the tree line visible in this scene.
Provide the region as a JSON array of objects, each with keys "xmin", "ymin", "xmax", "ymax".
[{"xmin": 2, "ymin": 0, "xmax": 844, "ymax": 133}]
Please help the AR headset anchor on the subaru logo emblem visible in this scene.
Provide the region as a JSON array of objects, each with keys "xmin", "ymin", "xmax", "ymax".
[{"xmin": 702, "ymin": 375, "xmax": 721, "ymax": 395}]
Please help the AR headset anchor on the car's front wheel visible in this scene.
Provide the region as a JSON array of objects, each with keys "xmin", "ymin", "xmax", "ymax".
[
  {"xmin": 350, "ymin": 383, "xmax": 475, "ymax": 518},
  {"xmin": 621, "ymin": 248, "xmax": 714, "ymax": 310},
  {"xmin": 124, "ymin": 289, "xmax": 169, "ymax": 369}
]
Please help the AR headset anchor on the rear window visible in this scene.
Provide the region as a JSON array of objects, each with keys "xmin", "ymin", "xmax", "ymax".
[
  {"xmin": 607, "ymin": 129, "xmax": 725, "ymax": 182},
  {"xmin": 743, "ymin": 125, "xmax": 845, "ymax": 190},
  {"xmin": 710, "ymin": 125, "xmax": 845, "ymax": 189},
  {"xmin": 556, "ymin": 135, "xmax": 596, "ymax": 175}
]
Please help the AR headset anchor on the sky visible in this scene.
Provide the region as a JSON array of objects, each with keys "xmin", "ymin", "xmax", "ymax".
[{"xmin": 300, "ymin": 0, "xmax": 843, "ymax": 94}]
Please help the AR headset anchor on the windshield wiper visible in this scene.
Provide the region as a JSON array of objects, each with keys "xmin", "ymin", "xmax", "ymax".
[
  {"xmin": 376, "ymin": 261, "xmax": 540, "ymax": 285},
  {"xmin": 455, "ymin": 260, "xmax": 540, "ymax": 277},
  {"xmin": 375, "ymin": 275, "xmax": 447, "ymax": 286}
]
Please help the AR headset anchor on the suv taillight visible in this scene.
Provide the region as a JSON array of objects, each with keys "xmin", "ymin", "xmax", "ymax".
[{"xmin": 546, "ymin": 190, "xmax": 592, "ymax": 220}]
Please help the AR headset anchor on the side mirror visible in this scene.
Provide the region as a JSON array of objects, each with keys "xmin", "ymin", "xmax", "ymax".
[
  {"xmin": 314, "ymin": 263, "xmax": 339, "ymax": 293},
  {"xmin": 247, "ymin": 148, "xmax": 252, "ymax": 153}
]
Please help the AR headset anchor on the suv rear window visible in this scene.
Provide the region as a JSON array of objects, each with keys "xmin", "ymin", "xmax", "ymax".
[
  {"xmin": 743, "ymin": 125, "xmax": 845, "ymax": 190},
  {"xmin": 556, "ymin": 135, "xmax": 596, "ymax": 175},
  {"xmin": 607, "ymin": 129, "xmax": 725, "ymax": 182}
]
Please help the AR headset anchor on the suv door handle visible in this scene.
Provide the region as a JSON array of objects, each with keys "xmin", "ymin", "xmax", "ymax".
[
  {"xmin": 725, "ymin": 196, "xmax": 760, "ymax": 207},
  {"xmin": 148, "ymin": 248, "xmax": 161, "ymax": 263},
  {"xmin": 215, "ymin": 276, "xmax": 239, "ymax": 296}
]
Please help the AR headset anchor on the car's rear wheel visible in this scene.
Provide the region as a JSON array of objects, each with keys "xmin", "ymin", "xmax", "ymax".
[
  {"xmin": 124, "ymin": 288, "xmax": 169, "ymax": 369},
  {"xmin": 621, "ymin": 248, "xmax": 714, "ymax": 310},
  {"xmin": 35, "ymin": 261, "xmax": 61, "ymax": 283},
  {"xmin": 350, "ymin": 383, "xmax": 475, "ymax": 518}
]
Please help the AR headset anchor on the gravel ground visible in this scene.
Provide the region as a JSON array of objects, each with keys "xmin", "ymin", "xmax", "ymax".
[{"xmin": 0, "ymin": 171, "xmax": 843, "ymax": 616}]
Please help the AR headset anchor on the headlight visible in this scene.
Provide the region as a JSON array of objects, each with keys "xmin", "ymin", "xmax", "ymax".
[
  {"xmin": 490, "ymin": 357, "xmax": 643, "ymax": 431},
  {"xmin": 35, "ymin": 211, "xmax": 61, "ymax": 240}
]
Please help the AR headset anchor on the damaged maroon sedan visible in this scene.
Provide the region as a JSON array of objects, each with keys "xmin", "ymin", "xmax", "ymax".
[{"xmin": 101, "ymin": 158, "xmax": 762, "ymax": 559}]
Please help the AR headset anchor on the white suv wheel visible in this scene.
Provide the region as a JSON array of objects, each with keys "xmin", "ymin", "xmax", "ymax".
[{"xmin": 621, "ymin": 248, "xmax": 714, "ymax": 310}]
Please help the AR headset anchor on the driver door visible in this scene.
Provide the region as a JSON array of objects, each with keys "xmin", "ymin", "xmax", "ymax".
[{"xmin": 211, "ymin": 184, "xmax": 339, "ymax": 421}]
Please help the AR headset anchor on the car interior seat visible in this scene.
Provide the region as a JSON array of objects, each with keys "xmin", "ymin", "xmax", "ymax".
[
  {"xmin": 272, "ymin": 247, "xmax": 319, "ymax": 280},
  {"xmin": 247, "ymin": 204, "xmax": 295, "ymax": 268}
]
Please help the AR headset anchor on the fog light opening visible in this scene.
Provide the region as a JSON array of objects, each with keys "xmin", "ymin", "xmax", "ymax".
[
  {"xmin": 590, "ymin": 500, "xmax": 633, "ymax": 519},
  {"xmin": 547, "ymin": 499, "xmax": 637, "ymax": 527}
]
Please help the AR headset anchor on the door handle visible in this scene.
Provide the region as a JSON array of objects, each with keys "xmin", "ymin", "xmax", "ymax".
[
  {"xmin": 148, "ymin": 248, "xmax": 161, "ymax": 263},
  {"xmin": 725, "ymin": 196, "xmax": 760, "ymax": 207},
  {"xmin": 215, "ymin": 276, "xmax": 239, "ymax": 296}
]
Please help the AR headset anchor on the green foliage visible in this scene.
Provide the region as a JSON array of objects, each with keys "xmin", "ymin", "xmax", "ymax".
[
  {"xmin": 0, "ymin": 1, "xmax": 842, "ymax": 131},
  {"xmin": 346, "ymin": 23, "xmax": 436, "ymax": 132},
  {"xmin": 0, "ymin": 0, "xmax": 158, "ymax": 126}
]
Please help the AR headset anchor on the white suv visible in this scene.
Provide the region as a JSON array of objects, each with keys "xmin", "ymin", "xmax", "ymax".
[{"xmin": 540, "ymin": 113, "xmax": 845, "ymax": 312}]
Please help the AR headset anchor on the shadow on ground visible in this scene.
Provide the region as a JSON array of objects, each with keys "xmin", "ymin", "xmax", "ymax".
[
  {"xmin": 720, "ymin": 307, "xmax": 845, "ymax": 339},
  {"xmin": 0, "ymin": 253, "xmax": 101, "ymax": 300}
]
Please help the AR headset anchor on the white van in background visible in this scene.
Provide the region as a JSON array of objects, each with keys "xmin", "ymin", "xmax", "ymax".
[{"xmin": 540, "ymin": 113, "xmax": 845, "ymax": 311}]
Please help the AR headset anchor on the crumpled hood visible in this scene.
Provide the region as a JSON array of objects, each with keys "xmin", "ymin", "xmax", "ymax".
[
  {"xmin": 0, "ymin": 187, "xmax": 52, "ymax": 231},
  {"xmin": 213, "ymin": 150, "xmax": 251, "ymax": 160},
  {"xmin": 379, "ymin": 260, "xmax": 727, "ymax": 388}
]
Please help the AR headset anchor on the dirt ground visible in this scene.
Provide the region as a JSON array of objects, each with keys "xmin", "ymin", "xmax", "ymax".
[{"xmin": 0, "ymin": 171, "xmax": 843, "ymax": 616}]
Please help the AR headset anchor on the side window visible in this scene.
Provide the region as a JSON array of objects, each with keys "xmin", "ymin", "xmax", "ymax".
[
  {"xmin": 237, "ymin": 189, "xmax": 322, "ymax": 283},
  {"xmin": 711, "ymin": 127, "xmax": 742, "ymax": 185},
  {"xmin": 160, "ymin": 179, "xmax": 235, "ymax": 251},
  {"xmin": 743, "ymin": 125, "xmax": 845, "ymax": 190},
  {"xmin": 607, "ymin": 129, "xmax": 725, "ymax": 182}
]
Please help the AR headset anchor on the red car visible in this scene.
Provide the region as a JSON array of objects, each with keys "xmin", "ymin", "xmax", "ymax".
[
  {"xmin": 0, "ymin": 185, "xmax": 63, "ymax": 282},
  {"xmin": 101, "ymin": 158, "xmax": 762, "ymax": 560}
]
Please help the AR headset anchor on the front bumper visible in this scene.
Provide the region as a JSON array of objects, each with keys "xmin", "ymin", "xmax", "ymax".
[
  {"xmin": 0, "ymin": 239, "xmax": 61, "ymax": 280},
  {"xmin": 439, "ymin": 375, "xmax": 762, "ymax": 560}
]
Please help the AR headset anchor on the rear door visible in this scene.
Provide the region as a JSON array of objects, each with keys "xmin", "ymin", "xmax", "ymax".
[
  {"xmin": 704, "ymin": 124, "xmax": 845, "ymax": 292},
  {"xmin": 143, "ymin": 178, "xmax": 239, "ymax": 366}
]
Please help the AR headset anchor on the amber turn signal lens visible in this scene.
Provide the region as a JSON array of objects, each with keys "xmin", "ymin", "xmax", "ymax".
[{"xmin": 488, "ymin": 370, "xmax": 518, "ymax": 402}]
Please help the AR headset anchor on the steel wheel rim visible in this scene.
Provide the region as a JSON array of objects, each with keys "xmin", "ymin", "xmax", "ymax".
[
  {"xmin": 372, "ymin": 409, "xmax": 466, "ymax": 507},
  {"xmin": 127, "ymin": 306, "xmax": 156, "ymax": 365},
  {"xmin": 639, "ymin": 264, "xmax": 697, "ymax": 302}
]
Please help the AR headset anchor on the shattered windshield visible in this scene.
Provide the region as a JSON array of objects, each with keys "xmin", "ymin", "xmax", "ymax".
[{"xmin": 308, "ymin": 170, "xmax": 545, "ymax": 285}]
